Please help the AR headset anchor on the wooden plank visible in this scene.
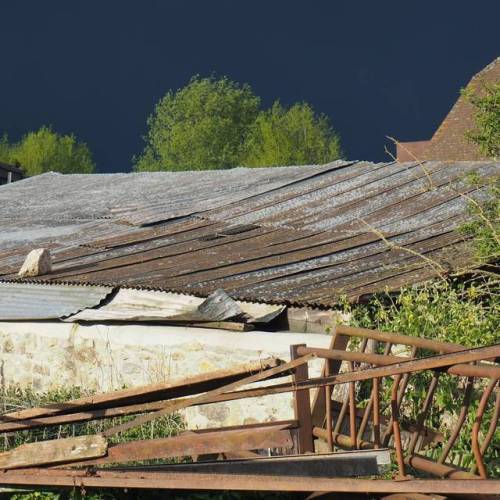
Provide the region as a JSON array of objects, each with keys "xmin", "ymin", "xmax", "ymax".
[
  {"xmin": 182, "ymin": 321, "xmax": 254, "ymax": 331},
  {"xmin": 70, "ymin": 424, "xmax": 293, "ymax": 466},
  {"xmin": 1, "ymin": 357, "xmax": 281, "ymax": 422},
  {"xmin": 0, "ymin": 435, "xmax": 107, "ymax": 469}
]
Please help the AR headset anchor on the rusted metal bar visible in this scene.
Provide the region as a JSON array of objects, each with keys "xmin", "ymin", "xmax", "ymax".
[
  {"xmin": 348, "ymin": 361, "xmax": 357, "ymax": 449},
  {"xmin": 324, "ymin": 361, "xmax": 333, "ymax": 452},
  {"xmin": 480, "ymin": 386, "xmax": 500, "ymax": 456},
  {"xmin": 102, "ymin": 352, "xmax": 315, "ymax": 437},
  {"xmin": 471, "ymin": 378, "xmax": 498, "ymax": 478},
  {"xmin": 69, "ymin": 424, "xmax": 294, "ymax": 467},
  {"xmin": 296, "ymin": 346, "xmax": 410, "ymax": 367},
  {"xmin": 291, "ymin": 344, "xmax": 314, "ymax": 454},
  {"xmin": 373, "ymin": 377, "xmax": 381, "ymax": 448},
  {"xmin": 210, "ymin": 344, "xmax": 500, "ymax": 400},
  {"xmin": 390, "ymin": 375, "xmax": 406, "ymax": 478},
  {"xmin": 397, "ymin": 346, "xmax": 419, "ymax": 407},
  {"xmin": 1, "ymin": 357, "xmax": 283, "ymax": 423},
  {"xmin": 1, "ymin": 469, "xmax": 499, "ymax": 494},
  {"xmin": 438, "ymin": 376, "xmax": 474, "ymax": 464},
  {"xmin": 332, "ymin": 339, "xmax": 368, "ymax": 441},
  {"xmin": 313, "ymin": 426, "xmax": 374, "ymax": 450},
  {"xmin": 382, "ymin": 346, "xmax": 418, "ymax": 447},
  {"xmin": 357, "ymin": 343, "xmax": 392, "ymax": 447},
  {"xmin": 333, "ymin": 326, "xmax": 500, "ymax": 378},
  {"xmin": 97, "ymin": 344, "xmax": 497, "ymax": 413},
  {"xmin": 405, "ymin": 455, "xmax": 478, "ymax": 479},
  {"xmin": 314, "ymin": 427, "xmax": 482, "ymax": 482},
  {"xmin": 311, "ymin": 328, "xmax": 350, "ymax": 428},
  {"xmin": 333, "ymin": 388, "xmax": 350, "ymax": 437},
  {"xmin": 336, "ymin": 325, "xmax": 465, "ymax": 354},
  {"xmin": 407, "ymin": 372, "xmax": 441, "ymax": 455}
]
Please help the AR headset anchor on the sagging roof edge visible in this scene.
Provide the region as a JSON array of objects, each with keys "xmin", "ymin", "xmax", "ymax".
[{"xmin": 0, "ymin": 274, "xmax": 419, "ymax": 311}]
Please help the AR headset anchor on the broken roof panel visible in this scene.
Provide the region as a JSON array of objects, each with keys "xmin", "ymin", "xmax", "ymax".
[{"xmin": 0, "ymin": 161, "xmax": 497, "ymax": 307}]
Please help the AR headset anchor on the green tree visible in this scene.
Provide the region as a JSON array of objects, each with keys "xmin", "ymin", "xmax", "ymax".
[
  {"xmin": 242, "ymin": 101, "xmax": 342, "ymax": 167},
  {"xmin": 135, "ymin": 76, "xmax": 343, "ymax": 171},
  {"xmin": 135, "ymin": 76, "xmax": 260, "ymax": 171},
  {"xmin": 464, "ymin": 82, "xmax": 500, "ymax": 159},
  {"xmin": 0, "ymin": 127, "xmax": 95, "ymax": 176}
]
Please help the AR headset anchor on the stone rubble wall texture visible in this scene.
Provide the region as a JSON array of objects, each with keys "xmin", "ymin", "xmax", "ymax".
[{"xmin": 0, "ymin": 321, "xmax": 332, "ymax": 429}]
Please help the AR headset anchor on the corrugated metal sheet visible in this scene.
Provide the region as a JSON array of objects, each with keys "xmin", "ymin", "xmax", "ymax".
[
  {"xmin": 0, "ymin": 161, "xmax": 497, "ymax": 307},
  {"xmin": 64, "ymin": 288, "xmax": 284, "ymax": 323},
  {"xmin": 0, "ymin": 283, "xmax": 113, "ymax": 320}
]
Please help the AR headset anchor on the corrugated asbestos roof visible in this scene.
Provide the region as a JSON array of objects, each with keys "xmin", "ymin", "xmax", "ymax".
[
  {"xmin": 0, "ymin": 160, "xmax": 498, "ymax": 307},
  {"xmin": 0, "ymin": 282, "xmax": 113, "ymax": 320}
]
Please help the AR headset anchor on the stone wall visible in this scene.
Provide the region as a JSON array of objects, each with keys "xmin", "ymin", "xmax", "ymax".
[{"xmin": 0, "ymin": 321, "xmax": 332, "ymax": 429}]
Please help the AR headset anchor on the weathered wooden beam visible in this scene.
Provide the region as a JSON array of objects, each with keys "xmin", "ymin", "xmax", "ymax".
[
  {"xmin": 70, "ymin": 424, "xmax": 293, "ymax": 466},
  {"xmin": 0, "ymin": 435, "xmax": 107, "ymax": 469}
]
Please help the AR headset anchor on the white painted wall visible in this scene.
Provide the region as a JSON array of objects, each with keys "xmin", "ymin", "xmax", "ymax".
[{"xmin": 0, "ymin": 321, "xmax": 332, "ymax": 429}]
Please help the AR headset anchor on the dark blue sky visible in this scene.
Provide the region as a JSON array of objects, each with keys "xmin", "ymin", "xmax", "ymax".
[{"xmin": 1, "ymin": 1, "xmax": 499, "ymax": 172}]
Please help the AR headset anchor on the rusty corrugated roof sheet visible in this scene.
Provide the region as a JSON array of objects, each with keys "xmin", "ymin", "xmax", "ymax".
[{"xmin": 0, "ymin": 160, "xmax": 497, "ymax": 307}]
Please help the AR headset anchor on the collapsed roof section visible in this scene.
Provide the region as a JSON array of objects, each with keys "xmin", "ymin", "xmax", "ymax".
[
  {"xmin": 0, "ymin": 283, "xmax": 284, "ymax": 324},
  {"xmin": 0, "ymin": 160, "xmax": 498, "ymax": 308}
]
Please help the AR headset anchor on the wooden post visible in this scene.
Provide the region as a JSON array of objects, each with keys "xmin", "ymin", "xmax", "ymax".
[{"xmin": 290, "ymin": 344, "xmax": 314, "ymax": 454}]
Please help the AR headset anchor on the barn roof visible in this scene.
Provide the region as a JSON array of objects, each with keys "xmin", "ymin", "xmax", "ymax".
[{"xmin": 0, "ymin": 160, "xmax": 497, "ymax": 308}]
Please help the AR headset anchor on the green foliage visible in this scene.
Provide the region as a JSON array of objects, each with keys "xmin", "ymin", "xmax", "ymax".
[
  {"xmin": 134, "ymin": 76, "xmax": 342, "ymax": 171},
  {"xmin": 464, "ymin": 82, "xmax": 500, "ymax": 159},
  {"xmin": 0, "ymin": 127, "xmax": 95, "ymax": 176},
  {"xmin": 135, "ymin": 76, "xmax": 260, "ymax": 171},
  {"xmin": 343, "ymin": 279, "xmax": 500, "ymax": 476},
  {"xmin": 349, "ymin": 280, "xmax": 499, "ymax": 347},
  {"xmin": 459, "ymin": 173, "xmax": 500, "ymax": 265},
  {"xmin": 242, "ymin": 101, "xmax": 341, "ymax": 167}
]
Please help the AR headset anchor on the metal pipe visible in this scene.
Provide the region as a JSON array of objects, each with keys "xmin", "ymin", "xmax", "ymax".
[
  {"xmin": 438, "ymin": 376, "xmax": 474, "ymax": 464},
  {"xmin": 333, "ymin": 339, "xmax": 368, "ymax": 438},
  {"xmin": 1, "ymin": 469, "xmax": 499, "ymax": 494},
  {"xmin": 348, "ymin": 361, "xmax": 357, "ymax": 449},
  {"xmin": 405, "ymin": 455, "xmax": 477, "ymax": 479},
  {"xmin": 391, "ymin": 376, "xmax": 406, "ymax": 478},
  {"xmin": 324, "ymin": 361, "xmax": 333, "ymax": 452},
  {"xmin": 336, "ymin": 325, "xmax": 465, "ymax": 353},
  {"xmin": 373, "ymin": 377, "xmax": 381, "ymax": 449},
  {"xmin": 407, "ymin": 373, "xmax": 440, "ymax": 455},
  {"xmin": 313, "ymin": 427, "xmax": 374, "ymax": 450},
  {"xmin": 296, "ymin": 346, "xmax": 409, "ymax": 367},
  {"xmin": 472, "ymin": 378, "xmax": 498, "ymax": 478},
  {"xmin": 480, "ymin": 386, "xmax": 500, "ymax": 456},
  {"xmin": 296, "ymin": 346, "xmax": 500, "ymax": 379}
]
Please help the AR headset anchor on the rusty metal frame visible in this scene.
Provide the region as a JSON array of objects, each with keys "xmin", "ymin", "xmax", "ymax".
[{"xmin": 0, "ymin": 325, "xmax": 498, "ymax": 496}]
